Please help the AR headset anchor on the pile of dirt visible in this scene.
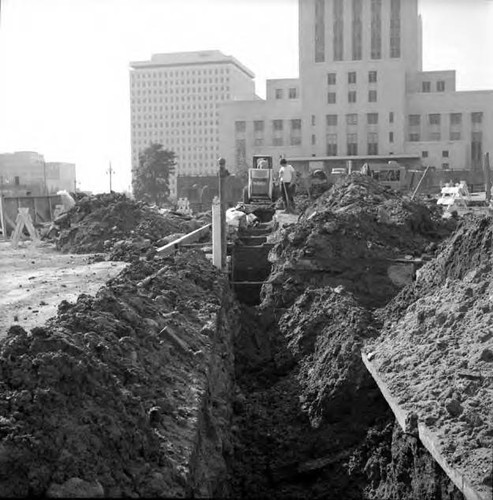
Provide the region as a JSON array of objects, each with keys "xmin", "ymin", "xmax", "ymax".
[
  {"xmin": 366, "ymin": 215, "xmax": 493, "ymax": 499},
  {"xmin": 277, "ymin": 287, "xmax": 379, "ymax": 427},
  {"xmin": 263, "ymin": 174, "xmax": 455, "ymax": 310},
  {"xmin": 47, "ymin": 193, "xmax": 210, "ymax": 261},
  {"xmin": 230, "ymin": 299, "xmax": 462, "ymax": 499},
  {"xmin": 0, "ymin": 250, "xmax": 238, "ymax": 497}
]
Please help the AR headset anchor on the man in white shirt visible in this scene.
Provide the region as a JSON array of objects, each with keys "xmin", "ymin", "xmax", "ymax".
[{"xmin": 279, "ymin": 158, "xmax": 296, "ymax": 211}]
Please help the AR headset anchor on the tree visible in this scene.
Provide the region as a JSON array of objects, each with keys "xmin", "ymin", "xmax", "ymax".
[{"xmin": 132, "ymin": 143, "xmax": 176, "ymax": 205}]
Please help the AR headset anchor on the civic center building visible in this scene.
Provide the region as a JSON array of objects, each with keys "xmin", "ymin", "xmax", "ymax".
[{"xmin": 218, "ymin": 0, "xmax": 492, "ymax": 179}]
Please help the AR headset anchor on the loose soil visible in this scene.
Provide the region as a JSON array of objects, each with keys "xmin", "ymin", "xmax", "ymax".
[
  {"xmin": 263, "ymin": 174, "xmax": 455, "ymax": 310},
  {"xmin": 366, "ymin": 215, "xmax": 493, "ymax": 499},
  {"xmin": 0, "ymin": 249, "xmax": 237, "ymax": 497},
  {"xmin": 45, "ymin": 192, "xmax": 210, "ymax": 261}
]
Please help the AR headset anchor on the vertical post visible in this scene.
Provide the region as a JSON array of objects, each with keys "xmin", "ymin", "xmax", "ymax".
[
  {"xmin": 483, "ymin": 152, "xmax": 491, "ymax": 205},
  {"xmin": 43, "ymin": 160, "xmax": 48, "ymax": 194},
  {"xmin": 218, "ymin": 157, "xmax": 229, "ymax": 271},
  {"xmin": 212, "ymin": 196, "xmax": 222, "ymax": 269},
  {"xmin": 48, "ymin": 195, "xmax": 53, "ymax": 221},
  {"xmin": 0, "ymin": 196, "xmax": 5, "ymax": 240},
  {"xmin": 108, "ymin": 161, "xmax": 113, "ymax": 192}
]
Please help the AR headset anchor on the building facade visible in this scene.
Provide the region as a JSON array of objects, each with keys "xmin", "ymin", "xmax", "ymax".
[
  {"xmin": 219, "ymin": 0, "xmax": 493, "ymax": 179},
  {"xmin": 129, "ymin": 50, "xmax": 256, "ymax": 198},
  {"xmin": 0, "ymin": 151, "xmax": 76, "ymax": 196}
]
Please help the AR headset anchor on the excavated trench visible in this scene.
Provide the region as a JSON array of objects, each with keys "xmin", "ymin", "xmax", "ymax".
[
  {"xmin": 0, "ymin": 188, "xmax": 477, "ymax": 498},
  {"xmin": 227, "ymin": 212, "xmax": 464, "ymax": 499}
]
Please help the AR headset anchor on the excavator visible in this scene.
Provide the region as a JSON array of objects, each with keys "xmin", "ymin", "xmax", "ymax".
[{"xmin": 242, "ymin": 155, "xmax": 279, "ymax": 205}]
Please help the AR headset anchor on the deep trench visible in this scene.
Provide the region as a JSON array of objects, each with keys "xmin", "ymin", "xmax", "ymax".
[{"xmin": 226, "ymin": 217, "xmax": 465, "ymax": 500}]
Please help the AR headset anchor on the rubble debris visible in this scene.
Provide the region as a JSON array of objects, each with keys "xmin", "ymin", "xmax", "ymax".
[
  {"xmin": 366, "ymin": 215, "xmax": 493, "ymax": 500},
  {"xmin": 43, "ymin": 193, "xmax": 210, "ymax": 261},
  {"xmin": 262, "ymin": 174, "xmax": 455, "ymax": 310},
  {"xmin": 0, "ymin": 250, "xmax": 238, "ymax": 497}
]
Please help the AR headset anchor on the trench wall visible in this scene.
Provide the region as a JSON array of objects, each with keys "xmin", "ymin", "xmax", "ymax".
[{"xmin": 0, "ymin": 252, "xmax": 239, "ymax": 498}]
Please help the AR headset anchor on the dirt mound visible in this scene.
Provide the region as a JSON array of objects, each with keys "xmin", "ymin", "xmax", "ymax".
[
  {"xmin": 263, "ymin": 175, "xmax": 455, "ymax": 310},
  {"xmin": 231, "ymin": 295, "xmax": 462, "ymax": 499},
  {"xmin": 367, "ymin": 215, "xmax": 493, "ymax": 499},
  {"xmin": 48, "ymin": 193, "xmax": 209, "ymax": 261},
  {"xmin": 278, "ymin": 286, "xmax": 378, "ymax": 427},
  {"xmin": 0, "ymin": 250, "xmax": 237, "ymax": 497}
]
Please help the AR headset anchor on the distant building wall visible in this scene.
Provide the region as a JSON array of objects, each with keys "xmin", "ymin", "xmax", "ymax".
[
  {"xmin": 0, "ymin": 152, "xmax": 76, "ymax": 196},
  {"xmin": 45, "ymin": 162, "xmax": 77, "ymax": 193}
]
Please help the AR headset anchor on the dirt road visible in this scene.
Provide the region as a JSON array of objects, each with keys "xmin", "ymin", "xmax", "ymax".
[{"xmin": 0, "ymin": 240, "xmax": 126, "ymax": 338}]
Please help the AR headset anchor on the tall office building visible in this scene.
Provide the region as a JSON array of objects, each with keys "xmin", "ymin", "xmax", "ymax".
[
  {"xmin": 219, "ymin": 0, "xmax": 493, "ymax": 177},
  {"xmin": 129, "ymin": 51, "xmax": 256, "ymax": 198}
]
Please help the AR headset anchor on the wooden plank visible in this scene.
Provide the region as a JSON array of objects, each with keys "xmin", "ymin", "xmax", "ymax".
[
  {"xmin": 362, "ymin": 353, "xmax": 491, "ymax": 500},
  {"xmin": 231, "ymin": 281, "xmax": 270, "ymax": 285},
  {"xmin": 0, "ymin": 196, "xmax": 5, "ymax": 239},
  {"xmin": 156, "ymin": 223, "xmax": 211, "ymax": 255},
  {"xmin": 5, "ymin": 212, "xmax": 16, "ymax": 230}
]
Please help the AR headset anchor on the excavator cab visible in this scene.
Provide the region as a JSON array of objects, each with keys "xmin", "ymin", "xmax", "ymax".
[{"xmin": 243, "ymin": 155, "xmax": 275, "ymax": 204}]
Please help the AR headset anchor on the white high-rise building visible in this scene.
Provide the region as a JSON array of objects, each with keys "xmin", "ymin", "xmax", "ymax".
[{"xmin": 129, "ymin": 50, "xmax": 255, "ymax": 198}]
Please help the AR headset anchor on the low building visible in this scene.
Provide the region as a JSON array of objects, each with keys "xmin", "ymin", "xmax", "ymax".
[{"xmin": 0, "ymin": 151, "xmax": 76, "ymax": 196}]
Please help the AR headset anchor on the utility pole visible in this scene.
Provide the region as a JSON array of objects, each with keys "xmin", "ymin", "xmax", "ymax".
[{"xmin": 107, "ymin": 161, "xmax": 115, "ymax": 192}]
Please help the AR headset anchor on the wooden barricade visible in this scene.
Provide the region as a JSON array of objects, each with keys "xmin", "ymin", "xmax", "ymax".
[
  {"xmin": 0, "ymin": 194, "xmax": 62, "ymax": 238},
  {"xmin": 11, "ymin": 207, "xmax": 40, "ymax": 247}
]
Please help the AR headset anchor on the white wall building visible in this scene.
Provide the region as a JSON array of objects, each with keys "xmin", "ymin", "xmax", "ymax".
[
  {"xmin": 219, "ymin": 0, "xmax": 493, "ymax": 178},
  {"xmin": 129, "ymin": 50, "xmax": 256, "ymax": 198}
]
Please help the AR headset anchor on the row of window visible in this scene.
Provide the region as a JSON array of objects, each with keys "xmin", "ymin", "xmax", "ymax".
[
  {"xmin": 274, "ymin": 88, "xmax": 298, "ymax": 99},
  {"xmin": 325, "ymin": 113, "xmax": 381, "ymax": 125},
  {"xmin": 422, "ymin": 151, "xmax": 449, "ymax": 158},
  {"xmin": 422, "ymin": 81, "xmax": 446, "ymax": 93},
  {"xmin": 132, "ymin": 78, "xmax": 230, "ymax": 88},
  {"xmin": 327, "ymin": 90, "xmax": 378, "ymax": 104},
  {"xmin": 409, "ymin": 112, "xmax": 483, "ymax": 126},
  {"xmin": 409, "ymin": 131, "xmax": 477, "ymax": 142},
  {"xmin": 134, "ymin": 129, "xmax": 218, "ymax": 137},
  {"xmin": 327, "ymin": 70, "xmax": 378, "ymax": 85},
  {"xmin": 322, "ymin": 132, "xmax": 381, "ymax": 156},
  {"xmin": 235, "ymin": 119, "xmax": 302, "ymax": 133},
  {"xmin": 133, "ymin": 67, "xmax": 230, "ymax": 79},
  {"xmin": 132, "ymin": 107, "xmax": 219, "ymax": 116},
  {"xmin": 132, "ymin": 100, "xmax": 217, "ymax": 109},
  {"xmin": 134, "ymin": 135, "xmax": 219, "ymax": 144},
  {"xmin": 133, "ymin": 86, "xmax": 229, "ymax": 94},
  {"xmin": 133, "ymin": 122, "xmax": 218, "ymax": 129},
  {"xmin": 249, "ymin": 137, "xmax": 302, "ymax": 147},
  {"xmin": 132, "ymin": 93, "xmax": 229, "ymax": 102},
  {"xmin": 234, "ymin": 114, "xmax": 394, "ymax": 132}
]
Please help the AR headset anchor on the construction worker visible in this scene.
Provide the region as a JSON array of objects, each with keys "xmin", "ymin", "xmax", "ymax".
[{"xmin": 279, "ymin": 158, "xmax": 295, "ymax": 211}]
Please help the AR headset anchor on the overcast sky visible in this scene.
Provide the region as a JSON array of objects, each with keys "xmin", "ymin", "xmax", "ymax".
[{"xmin": 0, "ymin": 0, "xmax": 492, "ymax": 193}]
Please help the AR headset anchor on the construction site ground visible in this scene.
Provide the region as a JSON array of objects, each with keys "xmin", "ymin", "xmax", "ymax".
[
  {"xmin": 0, "ymin": 185, "xmax": 491, "ymax": 499},
  {"xmin": 0, "ymin": 240, "xmax": 126, "ymax": 339}
]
